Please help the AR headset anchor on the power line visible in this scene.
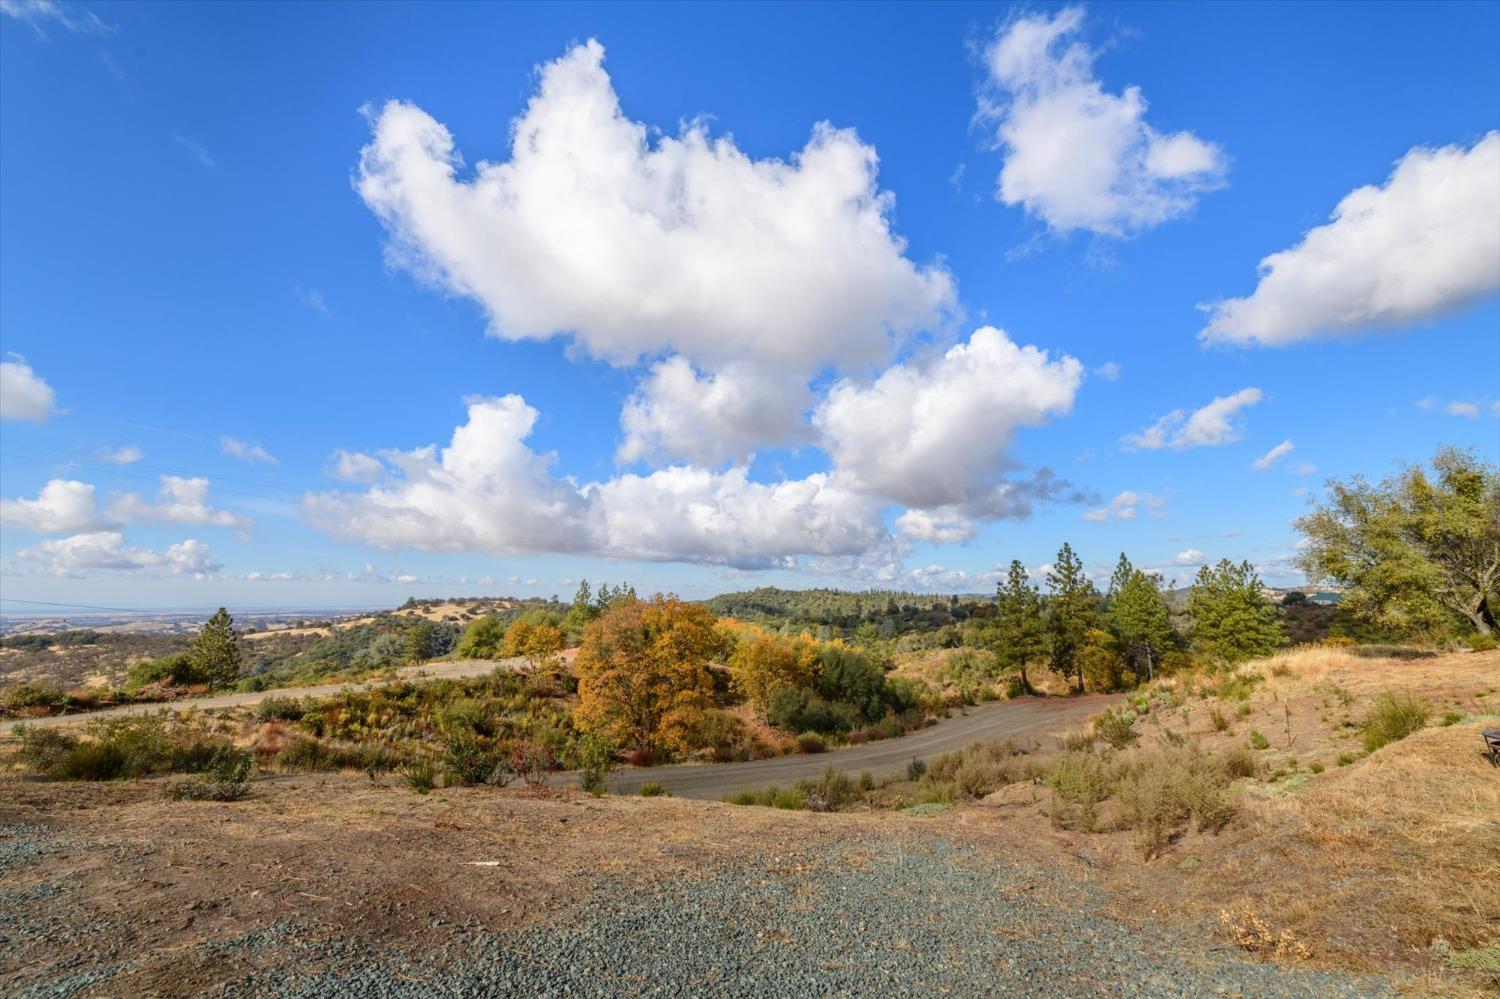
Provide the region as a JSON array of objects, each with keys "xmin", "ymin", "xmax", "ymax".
[{"xmin": 0, "ymin": 597, "xmax": 153, "ymax": 613}]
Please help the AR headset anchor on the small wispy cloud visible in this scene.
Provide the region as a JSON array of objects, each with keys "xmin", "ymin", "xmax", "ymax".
[
  {"xmin": 1, "ymin": 0, "xmax": 114, "ymax": 38},
  {"xmin": 1093, "ymin": 361, "xmax": 1121, "ymax": 382},
  {"xmin": 295, "ymin": 286, "xmax": 330, "ymax": 314},
  {"xmin": 1445, "ymin": 400, "xmax": 1479, "ymax": 418},
  {"xmin": 221, "ymin": 436, "xmax": 277, "ymax": 465},
  {"xmin": 172, "ymin": 133, "xmax": 216, "ymax": 168},
  {"xmin": 97, "ymin": 444, "xmax": 143, "ymax": 465},
  {"xmin": 1251, "ymin": 439, "xmax": 1294, "ymax": 471}
]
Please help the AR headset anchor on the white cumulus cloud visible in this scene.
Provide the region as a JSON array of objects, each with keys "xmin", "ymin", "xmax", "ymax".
[
  {"xmin": 97, "ymin": 444, "xmax": 143, "ymax": 465},
  {"xmin": 815, "ymin": 326, "xmax": 1083, "ymax": 515},
  {"xmin": 303, "ymin": 395, "xmax": 888, "ymax": 571},
  {"xmin": 357, "ymin": 39, "xmax": 953, "ymax": 381},
  {"xmin": 17, "ymin": 532, "xmax": 216, "ymax": 578},
  {"xmin": 107, "ymin": 476, "xmax": 251, "ymax": 534},
  {"xmin": 979, "ymin": 6, "xmax": 1226, "ymax": 236},
  {"xmin": 1201, "ymin": 132, "xmax": 1500, "ymax": 346},
  {"xmin": 0, "ymin": 357, "xmax": 57, "ymax": 422},
  {"xmin": 1, "ymin": 479, "xmax": 104, "ymax": 533},
  {"xmin": 1125, "ymin": 387, "xmax": 1262, "ymax": 450},
  {"xmin": 617, "ymin": 358, "xmax": 811, "ymax": 467},
  {"xmin": 1446, "ymin": 401, "xmax": 1480, "ymax": 418}
]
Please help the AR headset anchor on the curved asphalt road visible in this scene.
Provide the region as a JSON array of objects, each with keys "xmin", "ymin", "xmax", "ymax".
[{"xmin": 592, "ymin": 694, "xmax": 1118, "ymax": 800}]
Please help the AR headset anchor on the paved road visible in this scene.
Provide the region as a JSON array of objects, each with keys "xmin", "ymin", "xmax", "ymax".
[
  {"xmin": 593, "ymin": 694, "xmax": 1118, "ymax": 799},
  {"xmin": 3, "ymin": 658, "xmax": 520, "ymax": 733}
]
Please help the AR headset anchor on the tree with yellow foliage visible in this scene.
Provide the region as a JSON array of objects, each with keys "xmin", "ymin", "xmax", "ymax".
[
  {"xmin": 573, "ymin": 596, "xmax": 724, "ymax": 757},
  {"xmin": 729, "ymin": 630, "xmax": 820, "ymax": 710},
  {"xmin": 503, "ymin": 618, "xmax": 564, "ymax": 670}
]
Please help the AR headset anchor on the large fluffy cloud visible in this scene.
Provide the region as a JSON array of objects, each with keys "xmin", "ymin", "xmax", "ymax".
[
  {"xmin": 0, "ymin": 357, "xmax": 57, "ymax": 421},
  {"xmin": 1, "ymin": 480, "xmax": 103, "ymax": 533},
  {"xmin": 979, "ymin": 7, "xmax": 1226, "ymax": 236},
  {"xmin": 304, "ymin": 396, "xmax": 888, "ymax": 570},
  {"xmin": 17, "ymin": 532, "xmax": 217, "ymax": 578},
  {"xmin": 1202, "ymin": 132, "xmax": 1500, "ymax": 345},
  {"xmin": 1125, "ymin": 387, "xmax": 1262, "ymax": 450},
  {"xmin": 357, "ymin": 39, "xmax": 953, "ymax": 377},
  {"xmin": 616, "ymin": 358, "xmax": 811, "ymax": 467},
  {"xmin": 815, "ymin": 326, "xmax": 1083, "ymax": 514}
]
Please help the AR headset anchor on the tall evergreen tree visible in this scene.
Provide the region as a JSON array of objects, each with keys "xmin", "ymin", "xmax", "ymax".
[
  {"xmin": 1047, "ymin": 543, "xmax": 1101, "ymax": 693},
  {"xmin": 189, "ymin": 607, "xmax": 242, "ymax": 689},
  {"xmin": 1106, "ymin": 570, "xmax": 1175, "ymax": 681},
  {"xmin": 403, "ymin": 620, "xmax": 434, "ymax": 664},
  {"xmin": 993, "ymin": 560, "xmax": 1047, "ymax": 695},
  {"xmin": 1187, "ymin": 559, "xmax": 1284, "ymax": 665},
  {"xmin": 1106, "ymin": 553, "xmax": 1134, "ymax": 605}
]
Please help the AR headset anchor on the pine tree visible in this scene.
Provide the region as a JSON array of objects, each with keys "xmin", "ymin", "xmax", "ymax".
[
  {"xmin": 1106, "ymin": 553, "xmax": 1134, "ymax": 605},
  {"xmin": 189, "ymin": 607, "xmax": 242, "ymax": 689},
  {"xmin": 1106, "ymin": 570, "xmax": 1175, "ymax": 681},
  {"xmin": 993, "ymin": 560, "xmax": 1047, "ymax": 694},
  {"xmin": 1187, "ymin": 559, "xmax": 1284, "ymax": 665},
  {"xmin": 1047, "ymin": 543, "xmax": 1101, "ymax": 693}
]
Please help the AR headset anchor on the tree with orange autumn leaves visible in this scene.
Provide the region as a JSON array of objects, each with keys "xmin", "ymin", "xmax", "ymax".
[{"xmin": 572, "ymin": 595, "xmax": 728, "ymax": 756}]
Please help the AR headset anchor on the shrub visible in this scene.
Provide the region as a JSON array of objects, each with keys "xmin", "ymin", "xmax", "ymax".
[
  {"xmin": 1361, "ymin": 693, "xmax": 1430, "ymax": 753},
  {"xmin": 767, "ymin": 687, "xmax": 852, "ymax": 735},
  {"xmin": 1060, "ymin": 730, "xmax": 1095, "ymax": 753},
  {"xmin": 1336, "ymin": 751, "xmax": 1358, "ymax": 766},
  {"xmin": 402, "ymin": 758, "xmax": 437, "ymax": 794},
  {"xmin": 639, "ymin": 781, "xmax": 670, "ymax": 797},
  {"xmin": 1218, "ymin": 746, "xmax": 1258, "ymax": 779},
  {"xmin": 53, "ymin": 740, "xmax": 129, "ymax": 781},
  {"xmin": 275, "ymin": 737, "xmax": 332, "ymax": 771},
  {"xmin": 162, "ymin": 747, "xmax": 253, "ymax": 802},
  {"xmin": 906, "ymin": 757, "xmax": 927, "ymax": 781},
  {"xmin": 1115, "ymin": 747, "xmax": 1239, "ymax": 858},
  {"xmin": 1440, "ymin": 710, "xmax": 1463, "ymax": 727},
  {"xmin": 125, "ymin": 653, "xmax": 209, "ymax": 692},
  {"xmin": 796, "ymin": 732, "xmax": 827, "ymax": 754},
  {"xmin": 772, "ymin": 788, "xmax": 806, "ymax": 810},
  {"xmin": 1209, "ymin": 707, "xmax": 1230, "ymax": 732},
  {"xmin": 1249, "ymin": 730, "xmax": 1269, "ymax": 750},
  {"xmin": 796, "ymin": 765, "xmax": 860, "ymax": 812},
  {"xmin": 1094, "ymin": 707, "xmax": 1139, "ymax": 749},
  {"xmin": 442, "ymin": 731, "xmax": 500, "ymax": 786},
  {"xmin": 574, "ymin": 733, "xmax": 616, "ymax": 796},
  {"xmin": 2, "ymin": 682, "xmax": 67, "ymax": 714},
  {"xmin": 1045, "ymin": 752, "xmax": 1113, "ymax": 831},
  {"xmin": 687, "ymin": 709, "xmax": 747, "ymax": 762},
  {"xmin": 1468, "ymin": 633, "xmax": 1498, "ymax": 652},
  {"xmin": 255, "ymin": 696, "xmax": 306, "ymax": 722},
  {"xmin": 927, "ymin": 740, "xmax": 1039, "ymax": 799}
]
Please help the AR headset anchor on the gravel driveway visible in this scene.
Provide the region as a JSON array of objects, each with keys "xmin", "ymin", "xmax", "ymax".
[{"xmin": 201, "ymin": 837, "xmax": 1393, "ymax": 999}]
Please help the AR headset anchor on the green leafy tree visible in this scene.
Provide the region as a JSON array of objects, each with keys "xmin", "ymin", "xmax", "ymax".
[
  {"xmin": 1296, "ymin": 447, "xmax": 1499, "ymax": 638},
  {"xmin": 403, "ymin": 621, "xmax": 435, "ymax": 664},
  {"xmin": 1187, "ymin": 560, "xmax": 1284, "ymax": 665},
  {"xmin": 1106, "ymin": 553, "xmax": 1134, "ymax": 605},
  {"xmin": 1047, "ymin": 543, "xmax": 1102, "ymax": 693},
  {"xmin": 456, "ymin": 615, "xmax": 506, "ymax": 659},
  {"xmin": 993, "ymin": 560, "xmax": 1047, "ymax": 694},
  {"xmin": 1106, "ymin": 570, "xmax": 1176, "ymax": 681},
  {"xmin": 188, "ymin": 608, "xmax": 242, "ymax": 689}
]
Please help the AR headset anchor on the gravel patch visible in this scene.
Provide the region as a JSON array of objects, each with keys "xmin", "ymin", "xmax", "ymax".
[{"xmin": 208, "ymin": 838, "xmax": 1395, "ymax": 998}]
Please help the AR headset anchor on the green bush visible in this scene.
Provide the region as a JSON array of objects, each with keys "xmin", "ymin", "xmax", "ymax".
[
  {"xmin": 1114, "ymin": 748, "xmax": 1238, "ymax": 859},
  {"xmin": 1045, "ymin": 752, "xmax": 1113, "ymax": 831},
  {"xmin": 574, "ymin": 733, "xmax": 616, "ymax": 796},
  {"xmin": 255, "ymin": 696, "xmax": 306, "ymax": 722},
  {"xmin": 795, "ymin": 731, "xmax": 827, "ymax": 754},
  {"xmin": 766, "ymin": 687, "xmax": 852, "ymax": 735},
  {"xmin": 402, "ymin": 758, "xmax": 437, "ymax": 793},
  {"xmin": 1094, "ymin": 708, "xmax": 1139, "ymax": 749},
  {"xmin": 275, "ymin": 737, "xmax": 332, "ymax": 771},
  {"xmin": 125, "ymin": 653, "xmax": 209, "ymax": 692},
  {"xmin": 163, "ymin": 747, "xmax": 253, "ymax": 801},
  {"xmin": 1362, "ymin": 693, "xmax": 1430, "ymax": 753},
  {"xmin": 906, "ymin": 757, "xmax": 927, "ymax": 781},
  {"xmin": 1209, "ymin": 707, "xmax": 1230, "ymax": 732},
  {"xmin": 2, "ymin": 682, "xmax": 68, "ymax": 713},
  {"xmin": 1249, "ymin": 730, "xmax": 1270, "ymax": 750},
  {"xmin": 639, "ymin": 781, "xmax": 670, "ymax": 797},
  {"xmin": 796, "ymin": 765, "xmax": 860, "ymax": 812},
  {"xmin": 927, "ymin": 740, "xmax": 1040, "ymax": 799}
]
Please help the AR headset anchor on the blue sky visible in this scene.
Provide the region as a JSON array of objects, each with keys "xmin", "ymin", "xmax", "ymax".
[{"xmin": 2, "ymin": 0, "xmax": 1497, "ymax": 611}]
